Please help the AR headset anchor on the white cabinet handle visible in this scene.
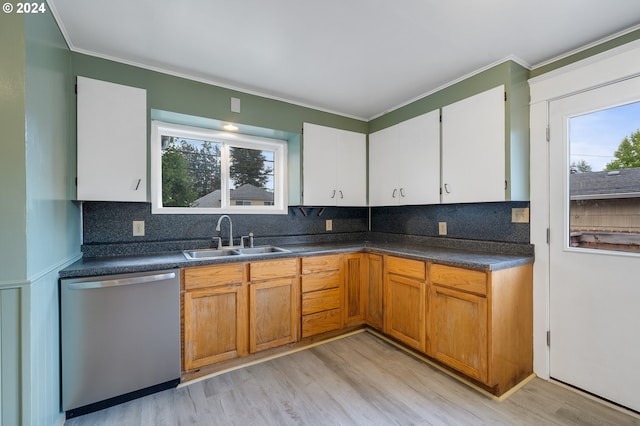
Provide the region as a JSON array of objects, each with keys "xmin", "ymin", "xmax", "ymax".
[
  {"xmin": 134, "ymin": 178, "xmax": 141, "ymax": 190},
  {"xmin": 339, "ymin": 190, "xmax": 344, "ymax": 199},
  {"xmin": 392, "ymin": 189, "xmax": 398, "ymax": 198},
  {"xmin": 444, "ymin": 184, "xmax": 450, "ymax": 194},
  {"xmin": 400, "ymin": 188, "xmax": 406, "ymax": 197},
  {"xmin": 330, "ymin": 190, "xmax": 336, "ymax": 199}
]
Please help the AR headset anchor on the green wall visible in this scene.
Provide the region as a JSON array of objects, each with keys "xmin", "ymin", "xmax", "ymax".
[
  {"xmin": 0, "ymin": 14, "xmax": 27, "ymax": 282},
  {"xmin": 70, "ymin": 53, "xmax": 368, "ymax": 135},
  {"xmin": 530, "ymin": 28, "xmax": 640, "ymax": 78}
]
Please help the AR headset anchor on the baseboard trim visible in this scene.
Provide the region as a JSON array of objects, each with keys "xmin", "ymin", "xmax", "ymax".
[
  {"xmin": 178, "ymin": 328, "xmax": 366, "ymax": 389},
  {"xmin": 365, "ymin": 328, "xmax": 536, "ymax": 402}
]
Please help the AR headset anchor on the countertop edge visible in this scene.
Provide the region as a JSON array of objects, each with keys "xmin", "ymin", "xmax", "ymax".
[{"xmin": 59, "ymin": 242, "xmax": 534, "ymax": 279}]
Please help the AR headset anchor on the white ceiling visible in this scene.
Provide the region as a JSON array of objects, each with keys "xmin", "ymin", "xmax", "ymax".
[{"xmin": 48, "ymin": 0, "xmax": 640, "ymax": 120}]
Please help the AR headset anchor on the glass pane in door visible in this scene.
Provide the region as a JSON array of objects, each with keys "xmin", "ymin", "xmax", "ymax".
[{"xmin": 569, "ymin": 101, "xmax": 640, "ymax": 253}]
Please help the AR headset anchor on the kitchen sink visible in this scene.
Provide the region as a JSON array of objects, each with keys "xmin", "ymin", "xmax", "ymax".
[
  {"xmin": 183, "ymin": 248, "xmax": 240, "ymax": 260},
  {"xmin": 183, "ymin": 246, "xmax": 291, "ymax": 260},
  {"xmin": 235, "ymin": 246, "xmax": 291, "ymax": 255}
]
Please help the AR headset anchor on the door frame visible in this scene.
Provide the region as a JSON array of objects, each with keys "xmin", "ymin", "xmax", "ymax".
[{"xmin": 529, "ymin": 38, "xmax": 640, "ymax": 380}]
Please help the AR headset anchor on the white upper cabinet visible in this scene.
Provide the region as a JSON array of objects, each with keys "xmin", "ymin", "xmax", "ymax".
[
  {"xmin": 302, "ymin": 122, "xmax": 366, "ymax": 206},
  {"xmin": 77, "ymin": 76, "xmax": 147, "ymax": 202},
  {"xmin": 441, "ymin": 85, "xmax": 506, "ymax": 204},
  {"xmin": 369, "ymin": 110, "xmax": 440, "ymax": 206}
]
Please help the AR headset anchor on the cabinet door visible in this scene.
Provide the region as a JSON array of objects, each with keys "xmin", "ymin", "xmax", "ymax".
[
  {"xmin": 336, "ymin": 129, "xmax": 367, "ymax": 206},
  {"xmin": 77, "ymin": 76, "xmax": 147, "ymax": 202},
  {"xmin": 249, "ymin": 277, "xmax": 299, "ymax": 353},
  {"xmin": 441, "ymin": 85, "xmax": 505, "ymax": 204},
  {"xmin": 369, "ymin": 125, "xmax": 400, "ymax": 206},
  {"xmin": 364, "ymin": 254, "xmax": 384, "ymax": 330},
  {"xmin": 302, "ymin": 122, "xmax": 366, "ymax": 206},
  {"xmin": 183, "ymin": 284, "xmax": 248, "ymax": 370},
  {"xmin": 344, "ymin": 253, "xmax": 366, "ymax": 326},
  {"xmin": 369, "ymin": 111, "xmax": 440, "ymax": 206},
  {"xmin": 384, "ymin": 273, "xmax": 425, "ymax": 352},
  {"xmin": 429, "ymin": 285, "xmax": 488, "ymax": 383},
  {"xmin": 396, "ymin": 111, "xmax": 440, "ymax": 205}
]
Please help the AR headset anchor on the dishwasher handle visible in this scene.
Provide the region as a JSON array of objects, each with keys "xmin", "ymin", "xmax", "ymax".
[{"xmin": 66, "ymin": 272, "xmax": 177, "ymax": 290}]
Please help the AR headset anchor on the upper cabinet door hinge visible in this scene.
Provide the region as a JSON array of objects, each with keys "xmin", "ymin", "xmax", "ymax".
[
  {"xmin": 547, "ymin": 330, "xmax": 551, "ymax": 347},
  {"xmin": 546, "ymin": 126, "xmax": 550, "ymax": 142},
  {"xmin": 74, "ymin": 83, "xmax": 78, "ymax": 95},
  {"xmin": 546, "ymin": 228, "xmax": 550, "ymax": 244},
  {"xmin": 504, "ymin": 91, "xmax": 507, "ymax": 102}
]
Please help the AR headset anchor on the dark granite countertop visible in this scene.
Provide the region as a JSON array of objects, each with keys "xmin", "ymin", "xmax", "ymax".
[{"xmin": 59, "ymin": 236, "xmax": 533, "ymax": 278}]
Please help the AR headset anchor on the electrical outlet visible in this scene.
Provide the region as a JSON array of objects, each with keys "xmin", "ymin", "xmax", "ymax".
[
  {"xmin": 133, "ymin": 221, "xmax": 145, "ymax": 236},
  {"xmin": 438, "ymin": 221, "xmax": 447, "ymax": 236},
  {"xmin": 512, "ymin": 207, "xmax": 530, "ymax": 223},
  {"xmin": 326, "ymin": 219, "xmax": 333, "ymax": 231}
]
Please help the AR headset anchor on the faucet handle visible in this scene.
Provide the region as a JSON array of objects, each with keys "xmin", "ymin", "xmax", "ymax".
[
  {"xmin": 249, "ymin": 232, "xmax": 254, "ymax": 248},
  {"xmin": 212, "ymin": 236, "xmax": 222, "ymax": 249}
]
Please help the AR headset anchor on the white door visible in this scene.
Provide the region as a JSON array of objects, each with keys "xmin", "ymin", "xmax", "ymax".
[{"xmin": 549, "ymin": 76, "xmax": 640, "ymax": 411}]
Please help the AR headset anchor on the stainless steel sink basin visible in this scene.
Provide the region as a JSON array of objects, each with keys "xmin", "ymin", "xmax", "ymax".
[
  {"xmin": 235, "ymin": 246, "xmax": 291, "ymax": 255},
  {"xmin": 183, "ymin": 248, "xmax": 240, "ymax": 260},
  {"xmin": 183, "ymin": 246, "xmax": 290, "ymax": 260}
]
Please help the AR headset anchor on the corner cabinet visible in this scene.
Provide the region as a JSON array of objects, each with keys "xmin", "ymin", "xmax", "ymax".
[
  {"xmin": 76, "ymin": 76, "xmax": 147, "ymax": 202},
  {"xmin": 369, "ymin": 110, "xmax": 440, "ymax": 206},
  {"xmin": 383, "ymin": 256, "xmax": 427, "ymax": 352},
  {"xmin": 302, "ymin": 123, "xmax": 366, "ymax": 206}
]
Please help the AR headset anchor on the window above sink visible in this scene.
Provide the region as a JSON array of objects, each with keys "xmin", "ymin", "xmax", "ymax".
[{"xmin": 151, "ymin": 120, "xmax": 288, "ymax": 215}]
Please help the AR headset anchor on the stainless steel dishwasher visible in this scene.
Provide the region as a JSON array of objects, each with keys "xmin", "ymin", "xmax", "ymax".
[{"xmin": 61, "ymin": 269, "xmax": 181, "ymax": 418}]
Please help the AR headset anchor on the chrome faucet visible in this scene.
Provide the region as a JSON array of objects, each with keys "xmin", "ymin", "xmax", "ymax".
[{"xmin": 215, "ymin": 215, "xmax": 234, "ymax": 248}]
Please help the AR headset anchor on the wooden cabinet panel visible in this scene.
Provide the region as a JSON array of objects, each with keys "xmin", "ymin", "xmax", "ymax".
[
  {"xmin": 365, "ymin": 254, "xmax": 384, "ymax": 330},
  {"xmin": 384, "ymin": 273, "xmax": 426, "ymax": 352},
  {"xmin": 385, "ymin": 256, "xmax": 426, "ymax": 280},
  {"xmin": 301, "ymin": 254, "xmax": 345, "ymax": 338},
  {"xmin": 429, "ymin": 284, "xmax": 488, "ymax": 382},
  {"xmin": 302, "ymin": 288, "xmax": 341, "ymax": 315},
  {"xmin": 301, "ymin": 254, "xmax": 343, "ymax": 274},
  {"xmin": 249, "ymin": 258, "xmax": 298, "ymax": 281},
  {"xmin": 431, "ymin": 264, "xmax": 487, "ymax": 296},
  {"xmin": 344, "ymin": 254, "xmax": 366, "ymax": 326},
  {"xmin": 184, "ymin": 263, "xmax": 245, "ymax": 290},
  {"xmin": 183, "ymin": 284, "xmax": 248, "ymax": 370},
  {"xmin": 301, "ymin": 270, "xmax": 341, "ymax": 293},
  {"xmin": 302, "ymin": 308, "xmax": 342, "ymax": 337},
  {"xmin": 249, "ymin": 277, "xmax": 299, "ymax": 353}
]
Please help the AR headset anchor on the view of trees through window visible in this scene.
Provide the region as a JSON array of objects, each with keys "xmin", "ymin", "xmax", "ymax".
[
  {"xmin": 569, "ymin": 100, "xmax": 640, "ymax": 252},
  {"xmin": 161, "ymin": 136, "xmax": 274, "ymax": 208}
]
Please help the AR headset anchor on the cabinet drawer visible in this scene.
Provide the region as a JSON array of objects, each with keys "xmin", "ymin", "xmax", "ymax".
[
  {"xmin": 301, "ymin": 288, "xmax": 341, "ymax": 315},
  {"xmin": 301, "ymin": 254, "xmax": 343, "ymax": 274},
  {"xmin": 249, "ymin": 258, "xmax": 298, "ymax": 281},
  {"xmin": 385, "ymin": 256, "xmax": 426, "ymax": 280},
  {"xmin": 302, "ymin": 308, "xmax": 342, "ymax": 337},
  {"xmin": 184, "ymin": 263, "xmax": 245, "ymax": 290},
  {"xmin": 301, "ymin": 270, "xmax": 341, "ymax": 293},
  {"xmin": 430, "ymin": 264, "xmax": 487, "ymax": 296}
]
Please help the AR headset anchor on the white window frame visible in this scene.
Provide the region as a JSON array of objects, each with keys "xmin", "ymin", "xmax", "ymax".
[{"xmin": 151, "ymin": 121, "xmax": 288, "ymax": 214}]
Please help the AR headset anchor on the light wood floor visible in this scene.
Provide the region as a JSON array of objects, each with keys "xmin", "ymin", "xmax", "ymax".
[{"xmin": 65, "ymin": 332, "xmax": 640, "ymax": 425}]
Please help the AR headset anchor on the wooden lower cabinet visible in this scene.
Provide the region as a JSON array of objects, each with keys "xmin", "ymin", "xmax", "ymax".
[
  {"xmin": 364, "ymin": 253, "xmax": 383, "ymax": 330},
  {"xmin": 428, "ymin": 284, "xmax": 488, "ymax": 382},
  {"xmin": 301, "ymin": 254, "xmax": 344, "ymax": 337},
  {"xmin": 427, "ymin": 263, "xmax": 533, "ymax": 395},
  {"xmin": 182, "ymin": 264, "xmax": 248, "ymax": 371},
  {"xmin": 249, "ymin": 258, "xmax": 300, "ymax": 353},
  {"xmin": 344, "ymin": 253, "xmax": 367, "ymax": 326},
  {"xmin": 383, "ymin": 256, "xmax": 427, "ymax": 352}
]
